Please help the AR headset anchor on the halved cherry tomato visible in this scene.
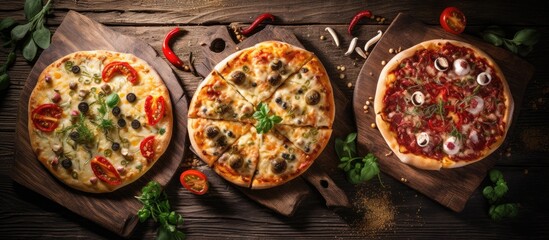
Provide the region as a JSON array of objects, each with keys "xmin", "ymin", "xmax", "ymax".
[
  {"xmin": 180, "ymin": 169, "xmax": 208, "ymax": 195},
  {"xmin": 144, "ymin": 95, "xmax": 166, "ymax": 126},
  {"xmin": 91, "ymin": 156, "xmax": 121, "ymax": 186},
  {"xmin": 102, "ymin": 61, "xmax": 138, "ymax": 84},
  {"xmin": 31, "ymin": 103, "xmax": 63, "ymax": 132},
  {"xmin": 440, "ymin": 7, "xmax": 466, "ymax": 34},
  {"xmin": 140, "ymin": 136, "xmax": 155, "ymax": 161}
]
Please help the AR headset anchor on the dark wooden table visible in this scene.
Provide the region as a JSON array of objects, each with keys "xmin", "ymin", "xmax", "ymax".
[{"xmin": 1, "ymin": 1, "xmax": 548, "ymax": 239}]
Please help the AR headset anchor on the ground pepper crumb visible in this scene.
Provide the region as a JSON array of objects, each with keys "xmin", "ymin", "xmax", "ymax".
[{"xmin": 351, "ymin": 186, "xmax": 397, "ymax": 236}]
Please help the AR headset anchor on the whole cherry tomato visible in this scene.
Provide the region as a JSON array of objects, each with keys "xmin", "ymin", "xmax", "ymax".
[{"xmin": 440, "ymin": 7, "xmax": 466, "ymax": 34}]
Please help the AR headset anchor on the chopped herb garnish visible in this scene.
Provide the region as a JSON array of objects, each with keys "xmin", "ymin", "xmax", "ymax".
[
  {"xmin": 158, "ymin": 128, "xmax": 166, "ymax": 135},
  {"xmin": 253, "ymin": 103, "xmax": 282, "ymax": 134}
]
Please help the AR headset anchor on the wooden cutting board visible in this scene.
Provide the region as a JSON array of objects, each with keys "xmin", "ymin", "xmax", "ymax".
[
  {"xmin": 194, "ymin": 25, "xmax": 353, "ymax": 216},
  {"xmin": 353, "ymin": 13, "xmax": 534, "ymax": 212},
  {"xmin": 11, "ymin": 11, "xmax": 188, "ymax": 237}
]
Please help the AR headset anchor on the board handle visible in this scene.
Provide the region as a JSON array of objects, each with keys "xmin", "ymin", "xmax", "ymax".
[{"xmin": 302, "ymin": 164, "xmax": 351, "ymax": 209}]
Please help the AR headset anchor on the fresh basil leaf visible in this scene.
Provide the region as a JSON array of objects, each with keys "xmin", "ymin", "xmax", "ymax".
[
  {"xmin": 517, "ymin": 44, "xmax": 533, "ymax": 57},
  {"xmin": 502, "ymin": 39, "xmax": 518, "ymax": 54},
  {"xmin": 271, "ymin": 115, "xmax": 282, "ymax": 123},
  {"xmin": 489, "ymin": 169, "xmax": 503, "ymax": 183},
  {"xmin": 11, "ymin": 23, "xmax": 30, "ymax": 41},
  {"xmin": 0, "ymin": 18, "xmax": 16, "ymax": 31},
  {"xmin": 483, "ymin": 25, "xmax": 506, "ymax": 38},
  {"xmin": 0, "ymin": 73, "xmax": 10, "ymax": 91},
  {"xmin": 512, "ymin": 28, "xmax": 539, "ymax": 46},
  {"xmin": 24, "ymin": 0, "xmax": 42, "ymax": 21},
  {"xmin": 32, "ymin": 26, "xmax": 50, "ymax": 49},
  {"xmin": 6, "ymin": 51, "xmax": 15, "ymax": 66},
  {"xmin": 482, "ymin": 32, "xmax": 503, "ymax": 47},
  {"xmin": 346, "ymin": 132, "xmax": 357, "ymax": 143},
  {"xmin": 22, "ymin": 36, "xmax": 37, "ymax": 61},
  {"xmin": 335, "ymin": 138, "xmax": 344, "ymax": 159}
]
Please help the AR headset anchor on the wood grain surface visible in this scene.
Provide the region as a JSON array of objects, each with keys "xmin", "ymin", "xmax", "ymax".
[
  {"xmin": 1, "ymin": 1, "xmax": 548, "ymax": 239},
  {"xmin": 353, "ymin": 13, "xmax": 534, "ymax": 212},
  {"xmin": 194, "ymin": 25, "xmax": 352, "ymax": 216},
  {"xmin": 11, "ymin": 11, "xmax": 188, "ymax": 237}
]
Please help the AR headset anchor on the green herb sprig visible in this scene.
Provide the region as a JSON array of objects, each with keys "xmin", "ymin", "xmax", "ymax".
[
  {"xmin": 136, "ymin": 181, "xmax": 185, "ymax": 240},
  {"xmin": 335, "ymin": 133, "xmax": 381, "ymax": 184},
  {"xmin": 0, "ymin": 0, "xmax": 52, "ymax": 91},
  {"xmin": 253, "ymin": 103, "xmax": 282, "ymax": 134},
  {"xmin": 482, "ymin": 169, "xmax": 519, "ymax": 221},
  {"xmin": 482, "ymin": 26, "xmax": 539, "ymax": 56}
]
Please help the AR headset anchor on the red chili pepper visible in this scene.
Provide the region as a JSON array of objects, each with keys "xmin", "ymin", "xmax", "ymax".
[
  {"xmin": 162, "ymin": 27, "xmax": 190, "ymax": 71},
  {"xmin": 348, "ymin": 10, "xmax": 373, "ymax": 36},
  {"xmin": 240, "ymin": 13, "xmax": 275, "ymax": 36}
]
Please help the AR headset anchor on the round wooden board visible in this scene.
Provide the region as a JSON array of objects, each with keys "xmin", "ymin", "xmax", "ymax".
[{"xmin": 11, "ymin": 11, "xmax": 187, "ymax": 237}]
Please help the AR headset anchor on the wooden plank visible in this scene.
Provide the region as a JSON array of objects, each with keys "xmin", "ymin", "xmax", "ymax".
[
  {"xmin": 10, "ymin": 11, "xmax": 188, "ymax": 237},
  {"xmin": 3, "ymin": 0, "xmax": 547, "ymax": 26},
  {"xmin": 353, "ymin": 13, "xmax": 534, "ymax": 212}
]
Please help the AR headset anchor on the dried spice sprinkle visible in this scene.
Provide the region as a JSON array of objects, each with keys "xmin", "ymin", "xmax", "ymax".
[{"xmin": 352, "ymin": 187, "xmax": 397, "ymax": 236}]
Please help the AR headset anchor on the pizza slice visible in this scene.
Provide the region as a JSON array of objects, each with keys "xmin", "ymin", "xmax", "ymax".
[
  {"xmin": 274, "ymin": 124, "xmax": 332, "ymax": 156},
  {"xmin": 213, "ymin": 127, "xmax": 260, "ymax": 188},
  {"xmin": 251, "ymin": 130, "xmax": 314, "ymax": 189},
  {"xmin": 267, "ymin": 56, "xmax": 335, "ymax": 127},
  {"xmin": 188, "ymin": 71, "xmax": 255, "ymax": 122},
  {"xmin": 188, "ymin": 118, "xmax": 251, "ymax": 166},
  {"xmin": 215, "ymin": 41, "xmax": 313, "ymax": 105}
]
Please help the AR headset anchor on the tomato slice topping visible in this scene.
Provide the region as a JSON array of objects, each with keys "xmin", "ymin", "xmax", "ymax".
[
  {"xmin": 140, "ymin": 136, "xmax": 155, "ymax": 161},
  {"xmin": 102, "ymin": 61, "xmax": 138, "ymax": 84},
  {"xmin": 91, "ymin": 156, "xmax": 122, "ymax": 186},
  {"xmin": 179, "ymin": 169, "xmax": 208, "ymax": 195},
  {"xmin": 440, "ymin": 7, "xmax": 466, "ymax": 34},
  {"xmin": 144, "ymin": 95, "xmax": 166, "ymax": 126},
  {"xmin": 31, "ymin": 103, "xmax": 63, "ymax": 132}
]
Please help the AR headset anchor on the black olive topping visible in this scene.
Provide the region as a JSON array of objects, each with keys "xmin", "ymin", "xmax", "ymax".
[
  {"xmin": 78, "ymin": 102, "xmax": 89, "ymax": 113},
  {"xmin": 112, "ymin": 106, "xmax": 121, "ymax": 116},
  {"xmin": 305, "ymin": 90, "xmax": 321, "ymax": 105},
  {"xmin": 270, "ymin": 60, "xmax": 282, "ymax": 71},
  {"xmin": 230, "ymin": 71, "xmax": 246, "ymax": 85},
  {"xmin": 131, "ymin": 119, "xmax": 141, "ymax": 129},
  {"xmin": 216, "ymin": 136, "xmax": 228, "ymax": 147},
  {"xmin": 71, "ymin": 65, "xmax": 81, "ymax": 74},
  {"xmin": 282, "ymin": 153, "xmax": 296, "ymax": 161},
  {"xmin": 206, "ymin": 126, "xmax": 220, "ymax": 139},
  {"xmin": 117, "ymin": 118, "xmax": 127, "ymax": 127},
  {"xmin": 251, "ymin": 82, "xmax": 257, "ymax": 87},
  {"xmin": 69, "ymin": 131, "xmax": 79, "ymax": 141},
  {"xmin": 61, "ymin": 159, "xmax": 72, "ymax": 169},
  {"xmin": 268, "ymin": 74, "xmax": 281, "ymax": 86},
  {"xmin": 227, "ymin": 130, "xmax": 235, "ymax": 138},
  {"xmin": 126, "ymin": 93, "xmax": 137, "ymax": 103},
  {"xmin": 301, "ymin": 67, "xmax": 309, "ymax": 73},
  {"xmin": 272, "ymin": 159, "xmax": 287, "ymax": 174},
  {"xmin": 281, "ymin": 102, "xmax": 288, "ymax": 110},
  {"xmin": 275, "ymin": 97, "xmax": 283, "ymax": 104},
  {"xmin": 111, "ymin": 142, "xmax": 120, "ymax": 151},
  {"xmin": 297, "ymin": 89, "xmax": 303, "ymax": 94}
]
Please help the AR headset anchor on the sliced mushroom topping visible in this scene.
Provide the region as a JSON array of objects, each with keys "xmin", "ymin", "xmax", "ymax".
[
  {"xmin": 228, "ymin": 155, "xmax": 243, "ymax": 169},
  {"xmin": 205, "ymin": 125, "xmax": 220, "ymax": 139},
  {"xmin": 416, "ymin": 132, "xmax": 430, "ymax": 147},
  {"xmin": 230, "ymin": 71, "xmax": 246, "ymax": 85},
  {"xmin": 434, "ymin": 57, "xmax": 449, "ymax": 71},
  {"xmin": 476, "ymin": 72, "xmax": 492, "ymax": 85},
  {"xmin": 443, "ymin": 136, "xmax": 461, "ymax": 155},
  {"xmin": 270, "ymin": 59, "xmax": 282, "ymax": 71},
  {"xmin": 453, "ymin": 58, "xmax": 470, "ymax": 76},
  {"xmin": 305, "ymin": 90, "xmax": 321, "ymax": 105},
  {"xmin": 271, "ymin": 158, "xmax": 287, "ymax": 174},
  {"xmin": 411, "ymin": 91, "xmax": 425, "ymax": 106},
  {"xmin": 268, "ymin": 73, "xmax": 281, "ymax": 86},
  {"xmin": 467, "ymin": 96, "xmax": 485, "ymax": 115}
]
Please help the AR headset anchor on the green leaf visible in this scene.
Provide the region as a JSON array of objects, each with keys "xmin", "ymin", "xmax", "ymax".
[
  {"xmin": 24, "ymin": 0, "xmax": 43, "ymax": 21},
  {"xmin": 106, "ymin": 93, "xmax": 120, "ymax": 108},
  {"xmin": 22, "ymin": 36, "xmax": 37, "ymax": 61},
  {"xmin": 0, "ymin": 73, "xmax": 10, "ymax": 91},
  {"xmin": 0, "ymin": 18, "xmax": 16, "ymax": 31},
  {"xmin": 502, "ymin": 39, "xmax": 518, "ymax": 54},
  {"xmin": 494, "ymin": 182, "xmax": 508, "ymax": 197},
  {"xmin": 489, "ymin": 169, "xmax": 503, "ymax": 183},
  {"xmin": 335, "ymin": 138, "xmax": 344, "ymax": 159},
  {"xmin": 483, "ymin": 25, "xmax": 506, "ymax": 38},
  {"xmin": 11, "ymin": 23, "xmax": 30, "ymax": 41},
  {"xmin": 271, "ymin": 115, "xmax": 282, "ymax": 123},
  {"xmin": 517, "ymin": 45, "xmax": 533, "ymax": 57},
  {"xmin": 32, "ymin": 26, "xmax": 50, "ymax": 49},
  {"xmin": 512, "ymin": 28, "xmax": 539, "ymax": 46},
  {"xmin": 346, "ymin": 132, "xmax": 357, "ymax": 143},
  {"xmin": 482, "ymin": 32, "xmax": 503, "ymax": 47}
]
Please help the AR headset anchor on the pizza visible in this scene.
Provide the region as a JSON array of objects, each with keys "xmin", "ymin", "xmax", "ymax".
[
  {"xmin": 28, "ymin": 50, "xmax": 173, "ymax": 193},
  {"xmin": 189, "ymin": 41, "xmax": 334, "ymax": 189},
  {"xmin": 374, "ymin": 39, "xmax": 513, "ymax": 170}
]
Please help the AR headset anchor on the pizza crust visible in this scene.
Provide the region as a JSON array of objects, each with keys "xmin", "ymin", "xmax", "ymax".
[{"xmin": 374, "ymin": 39, "xmax": 514, "ymax": 170}]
